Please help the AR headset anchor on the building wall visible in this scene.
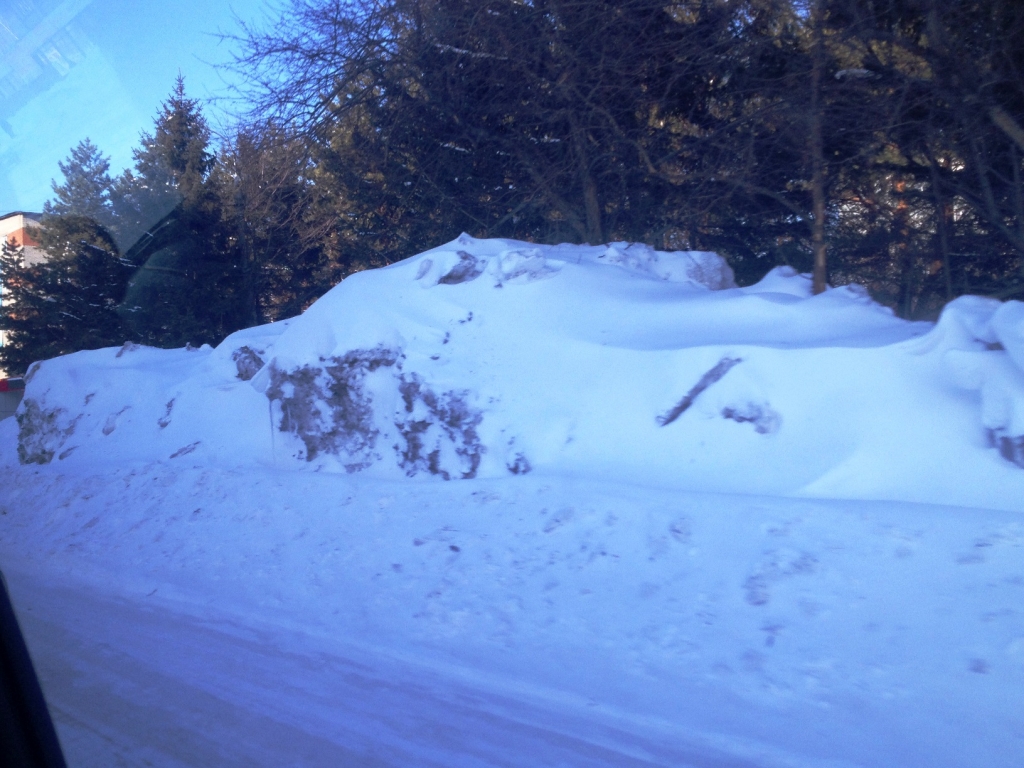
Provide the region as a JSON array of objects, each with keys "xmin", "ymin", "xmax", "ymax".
[{"xmin": 0, "ymin": 211, "xmax": 44, "ymax": 264}]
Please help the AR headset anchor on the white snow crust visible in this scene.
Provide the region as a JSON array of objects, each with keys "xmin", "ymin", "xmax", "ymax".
[{"xmin": 2, "ymin": 235, "xmax": 1024, "ymax": 767}]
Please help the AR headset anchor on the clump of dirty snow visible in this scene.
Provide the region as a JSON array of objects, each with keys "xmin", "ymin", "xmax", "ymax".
[
  {"xmin": 395, "ymin": 373, "xmax": 484, "ymax": 479},
  {"xmin": 16, "ymin": 399, "xmax": 78, "ymax": 464},
  {"xmin": 265, "ymin": 346, "xmax": 402, "ymax": 468},
  {"xmin": 231, "ymin": 346, "xmax": 265, "ymax": 381}
]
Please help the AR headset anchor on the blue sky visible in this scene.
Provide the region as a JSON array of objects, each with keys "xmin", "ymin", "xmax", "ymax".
[{"xmin": 0, "ymin": 0, "xmax": 270, "ymax": 213}]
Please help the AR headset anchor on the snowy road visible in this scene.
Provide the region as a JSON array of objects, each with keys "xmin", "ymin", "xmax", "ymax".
[
  {"xmin": 8, "ymin": 572, "xmax": 764, "ymax": 768},
  {"xmin": 3, "ymin": 462, "xmax": 1024, "ymax": 767}
]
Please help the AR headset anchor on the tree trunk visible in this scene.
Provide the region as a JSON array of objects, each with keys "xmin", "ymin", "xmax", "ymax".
[
  {"xmin": 1014, "ymin": 145, "xmax": 1024, "ymax": 279},
  {"xmin": 927, "ymin": 147, "xmax": 954, "ymax": 300},
  {"xmin": 582, "ymin": 170, "xmax": 603, "ymax": 245},
  {"xmin": 570, "ymin": 113, "xmax": 603, "ymax": 244},
  {"xmin": 893, "ymin": 180, "xmax": 915, "ymax": 317},
  {"xmin": 809, "ymin": 0, "xmax": 828, "ymax": 295}
]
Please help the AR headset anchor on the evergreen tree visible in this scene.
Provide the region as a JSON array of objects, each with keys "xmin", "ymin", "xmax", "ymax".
[
  {"xmin": 0, "ymin": 227, "xmax": 130, "ymax": 375},
  {"xmin": 44, "ymin": 138, "xmax": 115, "ymax": 226},
  {"xmin": 116, "ymin": 77, "xmax": 248, "ymax": 347},
  {"xmin": 39, "ymin": 141, "xmax": 132, "ymax": 357},
  {"xmin": 0, "ymin": 141, "xmax": 131, "ymax": 375},
  {"xmin": 111, "ymin": 76, "xmax": 212, "ymax": 251},
  {"xmin": 0, "ymin": 239, "xmax": 72, "ymax": 375},
  {"xmin": 38, "ymin": 139, "xmax": 120, "ymax": 265}
]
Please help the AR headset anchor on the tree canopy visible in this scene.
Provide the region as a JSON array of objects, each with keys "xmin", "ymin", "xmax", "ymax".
[{"xmin": 3, "ymin": 0, "xmax": 1023, "ymax": 374}]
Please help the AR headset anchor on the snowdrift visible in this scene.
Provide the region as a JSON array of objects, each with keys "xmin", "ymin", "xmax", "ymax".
[{"xmin": 3, "ymin": 234, "xmax": 1024, "ymax": 511}]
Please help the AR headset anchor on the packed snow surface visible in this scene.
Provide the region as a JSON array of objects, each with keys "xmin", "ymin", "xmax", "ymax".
[{"xmin": 2, "ymin": 235, "xmax": 1024, "ymax": 767}]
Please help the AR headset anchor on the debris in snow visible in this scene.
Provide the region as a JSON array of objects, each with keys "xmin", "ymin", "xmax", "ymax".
[
  {"xmin": 266, "ymin": 346, "xmax": 401, "ymax": 466},
  {"xmin": 658, "ymin": 357, "xmax": 743, "ymax": 426},
  {"xmin": 115, "ymin": 341, "xmax": 143, "ymax": 358},
  {"xmin": 395, "ymin": 373, "xmax": 484, "ymax": 480},
  {"xmin": 506, "ymin": 452, "xmax": 531, "ymax": 475},
  {"xmin": 158, "ymin": 399, "xmax": 174, "ymax": 429},
  {"xmin": 721, "ymin": 403, "xmax": 781, "ymax": 434},
  {"xmin": 102, "ymin": 406, "xmax": 130, "ymax": 436},
  {"xmin": 988, "ymin": 430, "xmax": 1024, "ymax": 467},
  {"xmin": 170, "ymin": 441, "xmax": 200, "ymax": 458},
  {"xmin": 232, "ymin": 346, "xmax": 265, "ymax": 381},
  {"xmin": 438, "ymin": 251, "xmax": 486, "ymax": 285},
  {"xmin": 16, "ymin": 399, "xmax": 78, "ymax": 464}
]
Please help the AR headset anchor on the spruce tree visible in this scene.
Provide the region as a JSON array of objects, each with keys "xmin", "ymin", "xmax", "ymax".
[
  {"xmin": 116, "ymin": 77, "xmax": 247, "ymax": 348},
  {"xmin": 45, "ymin": 138, "xmax": 115, "ymax": 226},
  {"xmin": 0, "ymin": 231, "xmax": 130, "ymax": 376},
  {"xmin": 39, "ymin": 141, "xmax": 132, "ymax": 357},
  {"xmin": 39, "ymin": 138, "xmax": 120, "ymax": 265},
  {"xmin": 0, "ymin": 141, "xmax": 131, "ymax": 375}
]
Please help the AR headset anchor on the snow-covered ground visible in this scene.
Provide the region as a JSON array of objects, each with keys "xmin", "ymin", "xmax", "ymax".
[{"xmin": 2, "ymin": 236, "xmax": 1023, "ymax": 766}]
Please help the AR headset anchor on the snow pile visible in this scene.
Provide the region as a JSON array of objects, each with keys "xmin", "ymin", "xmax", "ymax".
[
  {"xmin": 3, "ymin": 234, "xmax": 1024, "ymax": 509},
  {"xmin": 4, "ymin": 235, "xmax": 1024, "ymax": 767},
  {"xmin": 929, "ymin": 296, "xmax": 1024, "ymax": 465}
]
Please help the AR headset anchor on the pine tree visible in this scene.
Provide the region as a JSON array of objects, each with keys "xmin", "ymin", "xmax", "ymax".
[
  {"xmin": 44, "ymin": 138, "xmax": 114, "ymax": 226},
  {"xmin": 111, "ymin": 76, "xmax": 214, "ymax": 251},
  {"xmin": 115, "ymin": 77, "xmax": 247, "ymax": 348},
  {"xmin": 39, "ymin": 138, "xmax": 120, "ymax": 264},
  {"xmin": 39, "ymin": 141, "xmax": 132, "ymax": 356},
  {"xmin": 0, "ymin": 237, "xmax": 83, "ymax": 375},
  {"xmin": 0, "ymin": 140, "xmax": 132, "ymax": 375}
]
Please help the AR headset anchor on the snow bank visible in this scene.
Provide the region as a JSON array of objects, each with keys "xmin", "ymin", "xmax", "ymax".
[
  {"xmin": 4, "ymin": 234, "xmax": 1024, "ymax": 511},
  {"xmin": 928, "ymin": 296, "xmax": 1024, "ymax": 465},
  {"xmin": 4, "ymin": 235, "xmax": 1024, "ymax": 767}
]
